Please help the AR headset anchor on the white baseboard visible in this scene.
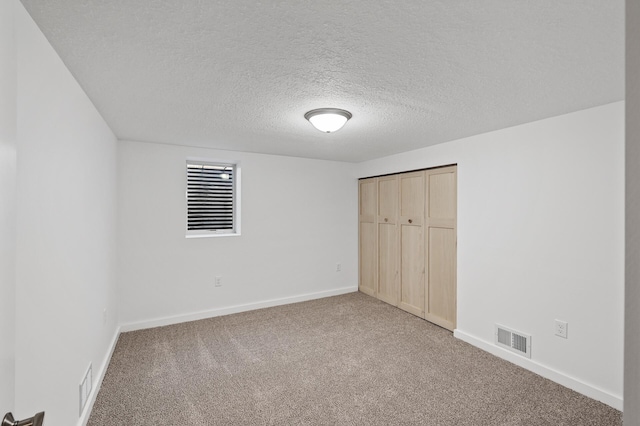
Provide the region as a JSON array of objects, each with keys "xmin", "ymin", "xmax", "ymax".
[
  {"xmin": 78, "ymin": 326, "xmax": 121, "ymax": 426},
  {"xmin": 453, "ymin": 329, "xmax": 623, "ymax": 411},
  {"xmin": 120, "ymin": 286, "xmax": 359, "ymax": 333}
]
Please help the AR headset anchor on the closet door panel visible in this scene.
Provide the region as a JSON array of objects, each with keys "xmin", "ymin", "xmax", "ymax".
[
  {"xmin": 378, "ymin": 177, "xmax": 397, "ymax": 220},
  {"xmin": 359, "ymin": 178, "xmax": 378, "ymax": 296},
  {"xmin": 425, "ymin": 166, "xmax": 457, "ymax": 330},
  {"xmin": 377, "ymin": 176, "xmax": 398, "ymax": 306},
  {"xmin": 398, "ymin": 171, "xmax": 425, "ymax": 317},
  {"xmin": 359, "ymin": 222, "xmax": 377, "ymax": 296},
  {"xmin": 378, "ymin": 222, "xmax": 398, "ymax": 305},
  {"xmin": 359, "ymin": 179, "xmax": 377, "ymax": 221},
  {"xmin": 426, "ymin": 227, "xmax": 456, "ymax": 330},
  {"xmin": 399, "ymin": 225, "xmax": 424, "ymax": 316},
  {"xmin": 400, "ymin": 172, "xmax": 425, "ymax": 225},
  {"xmin": 428, "ymin": 171, "xmax": 456, "ymax": 227}
]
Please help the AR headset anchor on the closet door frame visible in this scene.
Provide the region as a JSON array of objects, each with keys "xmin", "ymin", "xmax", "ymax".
[{"xmin": 358, "ymin": 164, "xmax": 457, "ymax": 331}]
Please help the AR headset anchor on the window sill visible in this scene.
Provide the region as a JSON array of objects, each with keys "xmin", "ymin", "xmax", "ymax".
[{"xmin": 185, "ymin": 232, "xmax": 241, "ymax": 239}]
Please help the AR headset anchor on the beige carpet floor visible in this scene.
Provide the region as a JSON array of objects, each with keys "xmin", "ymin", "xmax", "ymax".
[{"xmin": 87, "ymin": 292, "xmax": 621, "ymax": 425}]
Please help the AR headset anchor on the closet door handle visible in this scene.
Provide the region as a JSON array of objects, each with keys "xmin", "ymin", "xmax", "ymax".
[
  {"xmin": 384, "ymin": 218, "xmax": 388, "ymax": 222},
  {"xmin": 3, "ymin": 412, "xmax": 45, "ymax": 426},
  {"xmin": 408, "ymin": 219, "xmax": 413, "ymax": 224}
]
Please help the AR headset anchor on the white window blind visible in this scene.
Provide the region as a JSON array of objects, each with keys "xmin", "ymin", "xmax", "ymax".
[{"xmin": 186, "ymin": 161, "xmax": 236, "ymax": 233}]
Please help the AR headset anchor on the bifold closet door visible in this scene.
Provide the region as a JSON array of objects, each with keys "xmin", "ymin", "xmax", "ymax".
[
  {"xmin": 425, "ymin": 166, "xmax": 457, "ymax": 331},
  {"xmin": 359, "ymin": 178, "xmax": 377, "ymax": 297},
  {"xmin": 377, "ymin": 175, "xmax": 399, "ymax": 306},
  {"xmin": 398, "ymin": 171, "xmax": 425, "ymax": 317}
]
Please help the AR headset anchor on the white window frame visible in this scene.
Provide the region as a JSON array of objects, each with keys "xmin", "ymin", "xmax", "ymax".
[{"xmin": 185, "ymin": 158, "xmax": 241, "ymax": 238}]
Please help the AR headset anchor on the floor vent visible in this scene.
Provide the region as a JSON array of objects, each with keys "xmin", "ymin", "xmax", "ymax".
[{"xmin": 495, "ymin": 324, "xmax": 531, "ymax": 358}]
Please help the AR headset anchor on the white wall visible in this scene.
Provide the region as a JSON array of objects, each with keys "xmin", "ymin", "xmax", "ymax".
[
  {"xmin": 118, "ymin": 140, "xmax": 358, "ymax": 327},
  {"xmin": 357, "ymin": 102, "xmax": 624, "ymax": 408},
  {"xmin": 626, "ymin": 1, "xmax": 640, "ymax": 423},
  {"xmin": 14, "ymin": 3, "xmax": 119, "ymax": 425},
  {"xmin": 0, "ymin": 0, "xmax": 17, "ymax": 413}
]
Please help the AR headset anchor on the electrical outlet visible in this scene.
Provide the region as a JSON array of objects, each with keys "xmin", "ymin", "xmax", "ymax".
[
  {"xmin": 555, "ymin": 320, "xmax": 568, "ymax": 339},
  {"xmin": 336, "ymin": 263, "xmax": 341, "ymax": 272},
  {"xmin": 215, "ymin": 276, "xmax": 222, "ymax": 287}
]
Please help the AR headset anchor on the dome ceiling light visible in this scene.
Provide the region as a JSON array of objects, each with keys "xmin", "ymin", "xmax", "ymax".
[{"xmin": 304, "ymin": 108, "xmax": 352, "ymax": 133}]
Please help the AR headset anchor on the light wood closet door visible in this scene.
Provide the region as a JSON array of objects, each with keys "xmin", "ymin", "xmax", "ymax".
[
  {"xmin": 425, "ymin": 166, "xmax": 457, "ymax": 331},
  {"xmin": 359, "ymin": 178, "xmax": 378, "ymax": 297},
  {"xmin": 377, "ymin": 175, "xmax": 399, "ymax": 306},
  {"xmin": 398, "ymin": 171, "xmax": 425, "ymax": 317}
]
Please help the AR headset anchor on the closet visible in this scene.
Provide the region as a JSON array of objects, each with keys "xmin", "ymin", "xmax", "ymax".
[{"xmin": 358, "ymin": 165, "xmax": 457, "ymax": 331}]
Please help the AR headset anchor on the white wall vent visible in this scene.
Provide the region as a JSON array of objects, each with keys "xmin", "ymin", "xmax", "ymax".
[{"xmin": 495, "ymin": 324, "xmax": 531, "ymax": 358}]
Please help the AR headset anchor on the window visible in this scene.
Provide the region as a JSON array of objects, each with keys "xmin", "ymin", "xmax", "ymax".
[{"xmin": 186, "ymin": 160, "xmax": 240, "ymax": 237}]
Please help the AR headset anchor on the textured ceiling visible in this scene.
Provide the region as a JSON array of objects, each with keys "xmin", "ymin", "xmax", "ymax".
[{"xmin": 20, "ymin": 0, "xmax": 624, "ymax": 162}]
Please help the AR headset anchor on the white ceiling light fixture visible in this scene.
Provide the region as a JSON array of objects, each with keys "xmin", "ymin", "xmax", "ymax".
[{"xmin": 304, "ymin": 108, "xmax": 352, "ymax": 133}]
